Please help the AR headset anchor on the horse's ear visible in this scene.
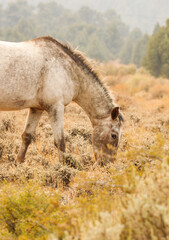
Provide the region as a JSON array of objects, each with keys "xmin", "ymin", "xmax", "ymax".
[{"xmin": 111, "ymin": 107, "xmax": 119, "ymax": 120}]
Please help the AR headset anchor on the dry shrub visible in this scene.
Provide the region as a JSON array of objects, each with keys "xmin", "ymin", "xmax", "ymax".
[
  {"xmin": 124, "ymin": 74, "xmax": 153, "ymax": 95},
  {"xmin": 150, "ymin": 83, "xmax": 169, "ymax": 99},
  {"xmin": 80, "ymin": 211, "xmax": 123, "ymax": 240},
  {"xmin": 1, "ymin": 159, "xmax": 168, "ymax": 240},
  {"xmin": 137, "ymin": 67, "xmax": 150, "ymax": 75},
  {"xmin": 69, "ymin": 159, "xmax": 169, "ymax": 240},
  {"xmin": 0, "ymin": 117, "xmax": 19, "ymax": 163},
  {"xmin": 120, "ymin": 159, "xmax": 169, "ymax": 240},
  {"xmin": 62, "ymin": 153, "xmax": 83, "ymax": 170},
  {"xmin": 98, "ymin": 62, "xmax": 137, "ymax": 78},
  {"xmin": 0, "ymin": 162, "xmax": 77, "ymax": 188},
  {"xmin": 103, "ymin": 75, "xmax": 117, "ymax": 86}
]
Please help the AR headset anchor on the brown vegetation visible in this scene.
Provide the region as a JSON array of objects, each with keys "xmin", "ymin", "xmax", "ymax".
[{"xmin": 0, "ymin": 63, "xmax": 169, "ymax": 239}]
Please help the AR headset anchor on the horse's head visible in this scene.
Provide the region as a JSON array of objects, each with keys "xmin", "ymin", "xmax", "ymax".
[{"xmin": 92, "ymin": 107, "xmax": 123, "ymax": 165}]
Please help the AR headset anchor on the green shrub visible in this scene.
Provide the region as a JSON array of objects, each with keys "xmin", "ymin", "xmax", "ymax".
[{"xmin": 0, "ymin": 182, "xmax": 72, "ymax": 239}]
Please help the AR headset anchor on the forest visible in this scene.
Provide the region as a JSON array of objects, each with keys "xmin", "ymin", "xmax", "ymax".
[
  {"xmin": 0, "ymin": 0, "xmax": 149, "ymax": 66},
  {"xmin": 0, "ymin": 0, "xmax": 168, "ymax": 33}
]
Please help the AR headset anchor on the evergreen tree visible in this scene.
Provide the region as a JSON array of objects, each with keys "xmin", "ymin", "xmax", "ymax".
[
  {"xmin": 120, "ymin": 28, "xmax": 143, "ymax": 64},
  {"xmin": 4, "ymin": 0, "xmax": 32, "ymax": 27},
  {"xmin": 153, "ymin": 22, "xmax": 160, "ymax": 35},
  {"xmin": 131, "ymin": 34, "xmax": 149, "ymax": 67},
  {"xmin": 103, "ymin": 22, "xmax": 122, "ymax": 58},
  {"xmin": 77, "ymin": 6, "xmax": 103, "ymax": 26},
  {"xmin": 143, "ymin": 19, "xmax": 169, "ymax": 78},
  {"xmin": 86, "ymin": 33, "xmax": 113, "ymax": 61}
]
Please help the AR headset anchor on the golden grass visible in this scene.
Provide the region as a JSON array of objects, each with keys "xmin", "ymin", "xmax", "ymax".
[{"xmin": 0, "ymin": 62, "xmax": 169, "ymax": 239}]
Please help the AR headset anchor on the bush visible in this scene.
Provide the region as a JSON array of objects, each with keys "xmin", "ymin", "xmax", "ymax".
[{"xmin": 0, "ymin": 182, "xmax": 72, "ymax": 239}]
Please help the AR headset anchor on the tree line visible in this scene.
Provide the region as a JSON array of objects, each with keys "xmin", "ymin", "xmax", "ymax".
[
  {"xmin": 1, "ymin": 0, "xmax": 168, "ymax": 33},
  {"xmin": 0, "ymin": 0, "xmax": 148, "ymax": 66},
  {"xmin": 1, "ymin": 0, "xmax": 169, "ymax": 78}
]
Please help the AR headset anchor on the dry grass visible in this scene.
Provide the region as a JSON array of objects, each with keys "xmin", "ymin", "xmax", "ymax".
[{"xmin": 0, "ymin": 62, "xmax": 169, "ymax": 239}]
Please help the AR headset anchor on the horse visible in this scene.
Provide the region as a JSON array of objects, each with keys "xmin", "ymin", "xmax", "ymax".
[{"xmin": 0, "ymin": 36, "xmax": 123, "ymax": 165}]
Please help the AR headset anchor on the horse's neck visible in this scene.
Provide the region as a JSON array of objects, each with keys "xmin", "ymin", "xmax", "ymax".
[{"xmin": 74, "ymin": 75, "xmax": 112, "ymax": 126}]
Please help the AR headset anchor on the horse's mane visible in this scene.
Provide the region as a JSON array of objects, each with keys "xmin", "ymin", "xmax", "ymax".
[{"xmin": 33, "ymin": 36, "xmax": 113, "ymax": 106}]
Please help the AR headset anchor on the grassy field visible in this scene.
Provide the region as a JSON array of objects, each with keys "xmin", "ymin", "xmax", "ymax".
[{"xmin": 0, "ymin": 63, "xmax": 169, "ymax": 240}]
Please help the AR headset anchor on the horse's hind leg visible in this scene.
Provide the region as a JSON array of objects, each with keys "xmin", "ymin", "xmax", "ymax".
[{"xmin": 17, "ymin": 108, "xmax": 43, "ymax": 163}]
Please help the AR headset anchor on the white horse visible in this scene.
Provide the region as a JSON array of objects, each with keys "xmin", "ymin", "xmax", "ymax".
[{"xmin": 0, "ymin": 36, "xmax": 123, "ymax": 164}]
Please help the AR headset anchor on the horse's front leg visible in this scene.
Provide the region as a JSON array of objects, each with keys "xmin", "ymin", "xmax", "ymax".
[
  {"xmin": 48, "ymin": 103, "xmax": 65, "ymax": 163},
  {"xmin": 17, "ymin": 108, "xmax": 43, "ymax": 163}
]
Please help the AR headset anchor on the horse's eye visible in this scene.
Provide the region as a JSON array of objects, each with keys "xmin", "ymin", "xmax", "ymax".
[{"xmin": 111, "ymin": 134, "xmax": 117, "ymax": 140}]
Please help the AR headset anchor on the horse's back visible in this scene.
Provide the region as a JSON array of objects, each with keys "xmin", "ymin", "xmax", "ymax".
[
  {"xmin": 0, "ymin": 39, "xmax": 75, "ymax": 111},
  {"xmin": 0, "ymin": 40, "xmax": 45, "ymax": 111}
]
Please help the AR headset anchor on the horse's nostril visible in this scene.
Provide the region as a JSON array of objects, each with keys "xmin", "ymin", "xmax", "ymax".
[{"xmin": 111, "ymin": 133, "xmax": 117, "ymax": 139}]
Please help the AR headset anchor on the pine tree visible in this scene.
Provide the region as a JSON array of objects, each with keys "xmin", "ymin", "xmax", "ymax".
[
  {"xmin": 143, "ymin": 19, "xmax": 169, "ymax": 78},
  {"xmin": 131, "ymin": 34, "xmax": 149, "ymax": 67},
  {"xmin": 120, "ymin": 28, "xmax": 143, "ymax": 64}
]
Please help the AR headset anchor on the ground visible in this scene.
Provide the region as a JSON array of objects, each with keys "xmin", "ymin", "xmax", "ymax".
[{"xmin": 0, "ymin": 63, "xmax": 169, "ymax": 240}]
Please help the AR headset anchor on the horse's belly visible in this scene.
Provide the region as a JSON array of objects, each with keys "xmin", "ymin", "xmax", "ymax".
[
  {"xmin": 0, "ymin": 98, "xmax": 36, "ymax": 111},
  {"xmin": 0, "ymin": 73, "xmax": 40, "ymax": 111}
]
